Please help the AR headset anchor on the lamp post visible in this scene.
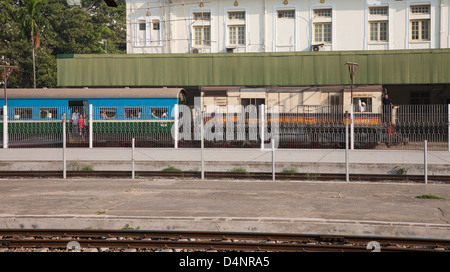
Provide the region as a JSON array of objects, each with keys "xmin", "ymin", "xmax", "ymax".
[
  {"xmin": 345, "ymin": 62, "xmax": 359, "ymax": 104},
  {"xmin": 1, "ymin": 65, "xmax": 19, "ymax": 106}
]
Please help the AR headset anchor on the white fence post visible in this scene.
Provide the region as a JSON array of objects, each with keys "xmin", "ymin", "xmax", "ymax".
[
  {"xmin": 62, "ymin": 113, "xmax": 66, "ymax": 179},
  {"xmin": 345, "ymin": 111, "xmax": 349, "ymax": 182},
  {"xmin": 350, "ymin": 104, "xmax": 354, "ymax": 150},
  {"xmin": 260, "ymin": 104, "xmax": 265, "ymax": 150},
  {"xmin": 272, "ymin": 138, "xmax": 275, "ymax": 181},
  {"xmin": 424, "ymin": 139, "xmax": 428, "ymax": 184},
  {"xmin": 2, "ymin": 105, "xmax": 7, "ymax": 149},
  {"xmin": 201, "ymin": 109, "xmax": 205, "ymax": 180},
  {"xmin": 174, "ymin": 104, "xmax": 179, "ymax": 149},
  {"xmin": 89, "ymin": 104, "xmax": 93, "ymax": 148},
  {"xmin": 132, "ymin": 138, "xmax": 135, "ymax": 179}
]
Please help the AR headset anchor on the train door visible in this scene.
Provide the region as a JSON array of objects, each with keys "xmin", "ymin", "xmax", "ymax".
[
  {"xmin": 68, "ymin": 100, "xmax": 87, "ymax": 115},
  {"xmin": 68, "ymin": 100, "xmax": 89, "ymax": 141}
]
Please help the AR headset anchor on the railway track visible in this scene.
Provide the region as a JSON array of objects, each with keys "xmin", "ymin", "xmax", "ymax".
[
  {"xmin": 1, "ymin": 229, "xmax": 449, "ymax": 252},
  {"xmin": 0, "ymin": 170, "xmax": 448, "ymax": 182}
]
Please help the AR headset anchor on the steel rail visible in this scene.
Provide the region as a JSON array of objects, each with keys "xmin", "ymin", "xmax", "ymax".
[
  {"xmin": 1, "ymin": 238, "xmax": 438, "ymax": 252},
  {"xmin": 0, "ymin": 230, "xmax": 449, "ymax": 252}
]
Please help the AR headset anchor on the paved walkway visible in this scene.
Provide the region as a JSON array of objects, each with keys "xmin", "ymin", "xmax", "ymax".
[
  {"xmin": 0, "ymin": 178, "xmax": 449, "ymax": 239},
  {"xmin": 0, "ymin": 148, "xmax": 449, "ymax": 175}
]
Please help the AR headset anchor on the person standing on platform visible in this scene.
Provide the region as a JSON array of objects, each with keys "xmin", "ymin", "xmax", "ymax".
[
  {"xmin": 78, "ymin": 114, "xmax": 85, "ymax": 141},
  {"xmin": 71, "ymin": 108, "xmax": 80, "ymax": 135}
]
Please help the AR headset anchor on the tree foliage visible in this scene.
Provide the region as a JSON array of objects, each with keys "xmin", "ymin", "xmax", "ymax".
[{"xmin": 0, "ymin": 0, "xmax": 126, "ymax": 88}]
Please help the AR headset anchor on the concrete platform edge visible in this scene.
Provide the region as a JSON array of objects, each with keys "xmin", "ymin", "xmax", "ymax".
[{"xmin": 1, "ymin": 215, "xmax": 449, "ymax": 240}]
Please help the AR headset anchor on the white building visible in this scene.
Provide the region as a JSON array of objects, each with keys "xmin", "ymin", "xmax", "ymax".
[{"xmin": 126, "ymin": 0, "xmax": 450, "ymax": 54}]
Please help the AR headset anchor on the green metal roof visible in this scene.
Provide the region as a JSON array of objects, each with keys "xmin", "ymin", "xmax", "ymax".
[{"xmin": 57, "ymin": 49, "xmax": 450, "ymax": 87}]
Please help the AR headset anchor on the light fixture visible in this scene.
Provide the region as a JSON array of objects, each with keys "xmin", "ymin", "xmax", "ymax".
[
  {"xmin": 283, "ymin": 0, "xmax": 288, "ymax": 5},
  {"xmin": 320, "ymin": 0, "xmax": 325, "ymax": 3},
  {"xmin": 234, "ymin": 0, "xmax": 238, "ymax": 6},
  {"xmin": 199, "ymin": 1, "xmax": 204, "ymax": 7},
  {"xmin": 146, "ymin": 9, "xmax": 151, "ymax": 16}
]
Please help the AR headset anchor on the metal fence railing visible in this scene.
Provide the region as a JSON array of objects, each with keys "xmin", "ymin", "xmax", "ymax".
[{"xmin": 1, "ymin": 104, "xmax": 449, "ymax": 151}]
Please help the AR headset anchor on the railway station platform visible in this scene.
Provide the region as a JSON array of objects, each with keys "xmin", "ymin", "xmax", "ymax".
[
  {"xmin": 0, "ymin": 178, "xmax": 448, "ymax": 240},
  {"xmin": 0, "ymin": 148, "xmax": 449, "ymax": 176}
]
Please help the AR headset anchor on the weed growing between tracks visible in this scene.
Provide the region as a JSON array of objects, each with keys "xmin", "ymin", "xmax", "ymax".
[{"xmin": 415, "ymin": 194, "xmax": 446, "ymax": 200}]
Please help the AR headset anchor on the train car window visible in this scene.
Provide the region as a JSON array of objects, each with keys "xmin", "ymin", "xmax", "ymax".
[
  {"xmin": 124, "ymin": 107, "xmax": 142, "ymax": 118},
  {"xmin": 14, "ymin": 108, "xmax": 32, "ymax": 119},
  {"xmin": 241, "ymin": 98, "xmax": 265, "ymax": 107},
  {"xmin": 99, "ymin": 107, "xmax": 117, "ymax": 119},
  {"xmin": 410, "ymin": 91, "xmax": 430, "ymax": 104},
  {"xmin": 40, "ymin": 108, "xmax": 58, "ymax": 119},
  {"xmin": 151, "ymin": 107, "xmax": 169, "ymax": 118},
  {"xmin": 353, "ymin": 98, "xmax": 372, "ymax": 112}
]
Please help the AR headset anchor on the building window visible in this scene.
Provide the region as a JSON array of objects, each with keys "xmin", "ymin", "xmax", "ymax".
[
  {"xmin": 312, "ymin": 8, "xmax": 332, "ymax": 45},
  {"xmin": 410, "ymin": 4, "xmax": 431, "ymax": 41},
  {"xmin": 314, "ymin": 23, "xmax": 332, "ymax": 44},
  {"xmin": 369, "ymin": 6, "xmax": 388, "ymax": 16},
  {"xmin": 369, "ymin": 21, "xmax": 388, "ymax": 42},
  {"xmin": 139, "ymin": 21, "xmax": 146, "ymax": 31},
  {"xmin": 194, "ymin": 12, "xmax": 211, "ymax": 21},
  {"xmin": 410, "ymin": 5, "xmax": 430, "ymax": 14},
  {"xmin": 228, "ymin": 11, "xmax": 245, "ymax": 20},
  {"xmin": 278, "ymin": 10, "xmax": 295, "ymax": 19},
  {"xmin": 137, "ymin": 19, "xmax": 146, "ymax": 46},
  {"xmin": 152, "ymin": 20, "xmax": 160, "ymax": 30},
  {"xmin": 368, "ymin": 6, "xmax": 388, "ymax": 42},
  {"xmin": 194, "ymin": 26, "xmax": 211, "ymax": 46},
  {"xmin": 227, "ymin": 11, "xmax": 246, "ymax": 47},
  {"xmin": 313, "ymin": 8, "xmax": 331, "ymax": 18},
  {"xmin": 410, "ymin": 19, "xmax": 430, "ymax": 41},
  {"xmin": 192, "ymin": 11, "xmax": 211, "ymax": 48},
  {"xmin": 229, "ymin": 25, "xmax": 245, "ymax": 45}
]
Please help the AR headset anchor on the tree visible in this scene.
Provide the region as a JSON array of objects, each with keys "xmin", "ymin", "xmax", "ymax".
[
  {"xmin": 1, "ymin": 0, "xmax": 126, "ymax": 89},
  {"xmin": 19, "ymin": 0, "xmax": 50, "ymax": 89}
]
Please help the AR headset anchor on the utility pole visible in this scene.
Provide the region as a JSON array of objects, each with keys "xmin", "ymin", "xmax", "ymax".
[{"xmin": 1, "ymin": 65, "xmax": 19, "ymax": 106}]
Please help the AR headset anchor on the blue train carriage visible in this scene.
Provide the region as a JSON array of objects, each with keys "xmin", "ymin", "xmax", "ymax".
[{"xmin": 0, "ymin": 88, "xmax": 186, "ymax": 147}]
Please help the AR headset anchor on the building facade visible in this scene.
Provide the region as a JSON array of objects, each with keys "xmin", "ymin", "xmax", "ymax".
[{"xmin": 126, "ymin": 0, "xmax": 450, "ymax": 54}]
